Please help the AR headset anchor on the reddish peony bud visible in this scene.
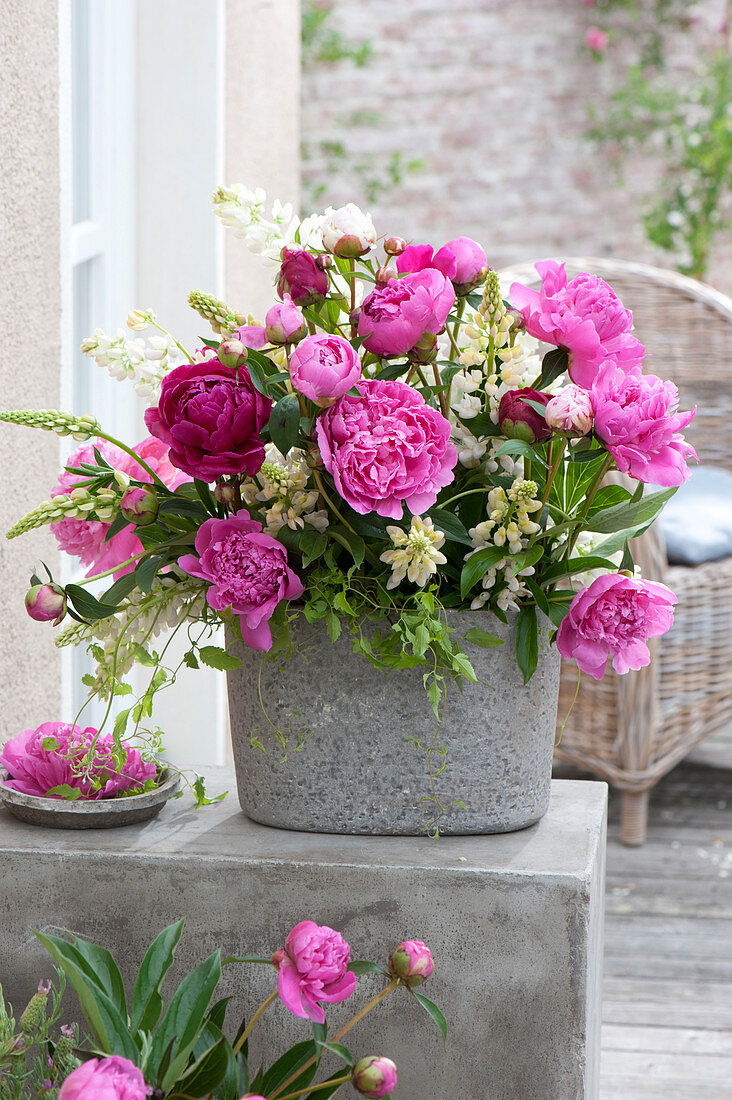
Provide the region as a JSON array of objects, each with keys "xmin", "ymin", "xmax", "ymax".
[
  {"xmin": 383, "ymin": 236, "xmax": 407, "ymax": 257},
  {"xmin": 218, "ymin": 338, "xmax": 248, "ymax": 370},
  {"xmin": 277, "ymin": 247, "xmax": 329, "ymax": 306},
  {"xmin": 316, "ymin": 253, "xmax": 333, "ymax": 270},
  {"xmin": 375, "ymin": 265, "xmax": 397, "ymax": 287},
  {"xmin": 388, "ymin": 940, "xmax": 434, "ymax": 987},
  {"xmin": 544, "ymin": 384, "xmax": 594, "ymax": 436},
  {"xmin": 352, "ymin": 1056, "xmax": 398, "ymax": 1098},
  {"xmin": 25, "ymin": 583, "xmax": 66, "ymax": 626},
  {"xmin": 498, "ymin": 387, "xmax": 552, "ymax": 443},
  {"xmin": 120, "ymin": 486, "xmax": 159, "ymax": 526},
  {"xmin": 214, "ymin": 480, "xmax": 237, "ymax": 505}
]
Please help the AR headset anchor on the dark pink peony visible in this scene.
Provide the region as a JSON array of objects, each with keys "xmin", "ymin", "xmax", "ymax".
[
  {"xmin": 0, "ymin": 723, "xmax": 156, "ymax": 800},
  {"xmin": 509, "ymin": 261, "xmax": 645, "ymax": 387},
  {"xmin": 177, "ymin": 512, "xmax": 303, "ymax": 650},
  {"xmin": 358, "ymin": 270, "xmax": 455, "ymax": 358},
  {"xmin": 57, "ymin": 1055, "xmax": 147, "ymax": 1100},
  {"xmin": 397, "ymin": 236, "xmax": 488, "ymax": 293},
  {"xmin": 289, "ymin": 333, "xmax": 362, "ymax": 405},
  {"xmin": 498, "ymin": 387, "xmax": 552, "ymax": 443},
  {"xmin": 316, "ymin": 379, "xmax": 457, "ymax": 519},
  {"xmin": 277, "ymin": 246, "xmax": 329, "ymax": 306},
  {"xmin": 590, "ymin": 361, "xmax": 696, "ymax": 485},
  {"xmin": 275, "ymin": 920, "xmax": 357, "ymax": 1023},
  {"xmin": 144, "ymin": 360, "xmax": 272, "ymax": 480},
  {"xmin": 557, "ymin": 573, "xmax": 677, "ymax": 679}
]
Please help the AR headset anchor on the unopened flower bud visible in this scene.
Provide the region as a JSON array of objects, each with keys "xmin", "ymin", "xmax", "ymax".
[
  {"xmin": 214, "ymin": 480, "xmax": 237, "ymax": 504},
  {"xmin": 120, "ymin": 486, "xmax": 159, "ymax": 526},
  {"xmin": 265, "ymin": 296, "xmax": 307, "ymax": 346},
  {"xmin": 218, "ymin": 338, "xmax": 249, "ymax": 370},
  {"xmin": 126, "ymin": 308, "xmax": 155, "ymax": 331},
  {"xmin": 316, "ymin": 254, "xmax": 333, "ymax": 270},
  {"xmin": 19, "ymin": 986, "xmax": 49, "ymax": 1034},
  {"xmin": 375, "ymin": 265, "xmax": 397, "ymax": 287},
  {"xmin": 352, "ymin": 1056, "xmax": 398, "ymax": 1098},
  {"xmin": 384, "ymin": 236, "xmax": 407, "ymax": 257},
  {"xmin": 507, "ymin": 308, "xmax": 526, "ymax": 332},
  {"xmin": 407, "ymin": 331, "xmax": 438, "ymax": 365},
  {"xmin": 498, "ymin": 387, "xmax": 552, "ymax": 443},
  {"xmin": 270, "ymin": 948, "xmax": 285, "ymax": 970},
  {"xmin": 322, "ymin": 203, "xmax": 377, "ymax": 257},
  {"xmin": 544, "ymin": 384, "xmax": 594, "ymax": 436},
  {"xmin": 388, "ymin": 940, "xmax": 434, "ymax": 987},
  {"xmin": 25, "ymin": 583, "xmax": 66, "ymax": 626},
  {"xmin": 277, "ymin": 247, "xmax": 329, "ymax": 306}
]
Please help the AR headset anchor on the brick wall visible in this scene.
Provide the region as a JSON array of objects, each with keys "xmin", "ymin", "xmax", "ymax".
[{"xmin": 301, "ymin": 0, "xmax": 732, "ymax": 293}]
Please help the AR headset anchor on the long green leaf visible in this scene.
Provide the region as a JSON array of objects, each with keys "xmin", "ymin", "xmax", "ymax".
[
  {"xmin": 515, "ymin": 604, "xmax": 538, "ymax": 684},
  {"xmin": 65, "ymin": 584, "xmax": 118, "ymax": 622},
  {"xmin": 261, "ymin": 1040, "xmax": 319, "ymax": 1094},
  {"xmin": 147, "ymin": 950, "xmax": 222, "ymax": 1090},
  {"xmin": 69, "ymin": 935, "xmax": 127, "ymax": 1019},
  {"xmin": 541, "ymin": 555, "xmax": 625, "ymax": 583},
  {"xmin": 410, "ymin": 991, "xmax": 448, "ymax": 1047},
  {"xmin": 460, "ymin": 546, "xmax": 507, "ymax": 599},
  {"xmin": 427, "ymin": 508, "xmax": 472, "ymax": 546},
  {"xmin": 585, "ymin": 487, "xmax": 676, "ymax": 534},
  {"xmin": 130, "ymin": 918, "xmax": 185, "ymax": 1033},
  {"xmin": 269, "ymin": 392, "xmax": 301, "ymax": 456},
  {"xmin": 172, "ymin": 1037, "xmax": 232, "ymax": 1098}
]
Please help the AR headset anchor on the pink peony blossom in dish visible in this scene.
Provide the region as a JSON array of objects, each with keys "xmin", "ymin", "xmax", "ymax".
[
  {"xmin": 590, "ymin": 360, "xmax": 696, "ymax": 485},
  {"xmin": 289, "ymin": 333, "xmax": 362, "ymax": 405},
  {"xmin": 144, "ymin": 360, "xmax": 272, "ymax": 480},
  {"xmin": 556, "ymin": 573, "xmax": 677, "ymax": 679},
  {"xmin": 277, "ymin": 246, "xmax": 329, "ymax": 306},
  {"xmin": 585, "ymin": 25, "xmax": 608, "ymax": 51},
  {"xmin": 0, "ymin": 723, "xmax": 157, "ymax": 800},
  {"xmin": 264, "ymin": 295, "xmax": 307, "ymax": 346},
  {"xmin": 57, "ymin": 1055, "xmax": 147, "ymax": 1100},
  {"xmin": 358, "ymin": 270, "xmax": 456, "ymax": 358},
  {"xmin": 509, "ymin": 261, "xmax": 644, "ymax": 387},
  {"xmin": 177, "ymin": 512, "xmax": 303, "ymax": 650},
  {"xmin": 544, "ymin": 384, "xmax": 594, "ymax": 435},
  {"xmin": 316, "ymin": 378, "xmax": 457, "ymax": 519},
  {"xmin": 274, "ymin": 920, "xmax": 357, "ymax": 1023},
  {"xmin": 397, "ymin": 237, "xmax": 488, "ymax": 294}
]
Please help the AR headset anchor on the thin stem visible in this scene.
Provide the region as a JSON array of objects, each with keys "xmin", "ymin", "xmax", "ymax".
[
  {"xmin": 150, "ymin": 319, "xmax": 192, "ymax": 362},
  {"xmin": 540, "ymin": 436, "xmax": 567, "ymax": 511},
  {"xmin": 431, "ymin": 361, "xmax": 448, "ymax": 417},
  {"xmin": 349, "ymin": 258, "xmax": 357, "ymax": 339},
  {"xmin": 232, "ymin": 989, "xmax": 278, "ymax": 1055},
  {"xmin": 276, "ymin": 1075, "xmax": 352, "ymax": 1100}
]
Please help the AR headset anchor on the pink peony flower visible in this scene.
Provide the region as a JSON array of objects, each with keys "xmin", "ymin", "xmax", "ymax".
[
  {"xmin": 265, "ymin": 295, "xmax": 307, "ymax": 346},
  {"xmin": 236, "ymin": 324, "xmax": 268, "ymax": 351},
  {"xmin": 358, "ymin": 270, "xmax": 456, "ymax": 358},
  {"xmin": 585, "ymin": 25, "xmax": 608, "ymax": 51},
  {"xmin": 51, "ymin": 437, "xmax": 188, "ymax": 580},
  {"xmin": 144, "ymin": 360, "xmax": 272, "ymax": 481},
  {"xmin": 25, "ymin": 583, "xmax": 67, "ymax": 626},
  {"xmin": 509, "ymin": 261, "xmax": 645, "ymax": 387},
  {"xmin": 316, "ymin": 379, "xmax": 457, "ymax": 519},
  {"xmin": 289, "ymin": 334, "xmax": 362, "ymax": 405},
  {"xmin": 352, "ymin": 1056, "xmax": 398, "ymax": 1099},
  {"xmin": 397, "ymin": 236, "xmax": 488, "ymax": 294},
  {"xmin": 275, "ymin": 920, "xmax": 357, "ymax": 1023},
  {"xmin": 177, "ymin": 512, "xmax": 304, "ymax": 650},
  {"xmin": 556, "ymin": 573, "xmax": 677, "ymax": 679},
  {"xmin": 277, "ymin": 247, "xmax": 329, "ymax": 306},
  {"xmin": 0, "ymin": 723, "xmax": 157, "ymax": 800},
  {"xmin": 590, "ymin": 361, "xmax": 696, "ymax": 485},
  {"xmin": 544, "ymin": 384, "xmax": 594, "ymax": 435},
  {"xmin": 387, "ymin": 940, "xmax": 434, "ymax": 987},
  {"xmin": 57, "ymin": 1055, "xmax": 147, "ymax": 1100},
  {"xmin": 498, "ymin": 387, "xmax": 552, "ymax": 443}
]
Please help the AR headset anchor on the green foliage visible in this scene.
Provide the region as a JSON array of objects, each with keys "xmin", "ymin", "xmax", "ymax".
[{"xmin": 0, "ymin": 974, "xmax": 79, "ymax": 1099}]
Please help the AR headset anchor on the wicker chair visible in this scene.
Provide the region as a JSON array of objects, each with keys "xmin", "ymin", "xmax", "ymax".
[{"xmin": 499, "ymin": 258, "xmax": 732, "ymax": 845}]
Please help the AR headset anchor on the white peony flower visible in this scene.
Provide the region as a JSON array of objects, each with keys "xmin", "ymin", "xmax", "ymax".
[{"xmin": 322, "ymin": 203, "xmax": 377, "ymax": 257}]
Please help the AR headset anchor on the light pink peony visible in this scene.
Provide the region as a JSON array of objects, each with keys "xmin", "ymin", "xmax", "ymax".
[
  {"xmin": 358, "ymin": 270, "xmax": 456, "ymax": 358},
  {"xmin": 509, "ymin": 261, "xmax": 645, "ymax": 387},
  {"xmin": 316, "ymin": 379, "xmax": 457, "ymax": 519},
  {"xmin": 177, "ymin": 513, "xmax": 304, "ymax": 650},
  {"xmin": 388, "ymin": 939, "xmax": 434, "ymax": 987},
  {"xmin": 590, "ymin": 361, "xmax": 696, "ymax": 485},
  {"xmin": 51, "ymin": 437, "xmax": 188, "ymax": 580},
  {"xmin": 585, "ymin": 25, "xmax": 608, "ymax": 51},
  {"xmin": 0, "ymin": 723, "xmax": 157, "ymax": 800},
  {"xmin": 397, "ymin": 237, "xmax": 488, "ymax": 293},
  {"xmin": 57, "ymin": 1056, "xmax": 147, "ymax": 1100},
  {"xmin": 544, "ymin": 384, "xmax": 594, "ymax": 435},
  {"xmin": 275, "ymin": 920, "xmax": 357, "ymax": 1023},
  {"xmin": 289, "ymin": 334, "xmax": 362, "ymax": 405},
  {"xmin": 557, "ymin": 574, "xmax": 677, "ymax": 679},
  {"xmin": 265, "ymin": 295, "xmax": 307, "ymax": 346}
]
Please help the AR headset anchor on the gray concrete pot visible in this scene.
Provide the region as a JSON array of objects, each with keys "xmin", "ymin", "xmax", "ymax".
[{"xmin": 226, "ymin": 610, "xmax": 561, "ymax": 836}]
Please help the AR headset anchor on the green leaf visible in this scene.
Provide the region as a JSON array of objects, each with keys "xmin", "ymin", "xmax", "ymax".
[
  {"xmin": 515, "ymin": 604, "xmax": 538, "ymax": 684},
  {"xmin": 130, "ymin": 918, "xmax": 185, "ymax": 1033},
  {"xmin": 585, "ymin": 487, "xmax": 677, "ymax": 534},
  {"xmin": 183, "ymin": 650, "xmax": 200, "ymax": 669},
  {"xmin": 546, "ymin": 598, "xmax": 573, "ymax": 628},
  {"xmin": 149, "ymin": 950, "xmax": 223, "ymax": 1091},
  {"xmin": 330, "ymin": 526, "xmax": 366, "ymax": 567},
  {"xmin": 158, "ymin": 496, "xmax": 209, "ymax": 520},
  {"xmin": 135, "ymin": 554, "xmax": 164, "ymax": 594},
  {"xmin": 198, "ymin": 646, "xmax": 242, "ymax": 672},
  {"xmin": 314, "ymin": 1040, "xmax": 354, "ymax": 1066},
  {"xmin": 410, "ymin": 991, "xmax": 448, "ymax": 1047},
  {"xmin": 194, "ymin": 479, "xmax": 218, "ymax": 515},
  {"xmin": 620, "ymin": 540, "xmax": 634, "ymax": 572},
  {"xmin": 304, "ymin": 1069, "xmax": 353, "ymax": 1100},
  {"xmin": 199, "ymin": 336, "xmax": 221, "ymax": 350},
  {"xmin": 65, "ymin": 584, "xmax": 118, "ymax": 622},
  {"xmin": 348, "ymin": 960, "xmax": 389, "ymax": 976},
  {"xmin": 269, "ymin": 392, "xmax": 302, "ymax": 456},
  {"xmin": 536, "ymin": 346, "xmax": 569, "ymax": 388},
  {"xmin": 101, "ymin": 573, "xmax": 138, "ymax": 606},
  {"xmin": 301, "ymin": 530, "xmax": 328, "ymax": 567},
  {"xmin": 460, "ymin": 546, "xmax": 507, "ymax": 599},
  {"xmin": 326, "ymin": 612, "xmax": 341, "ymax": 643},
  {"xmin": 542, "ymin": 555, "xmax": 623, "ymax": 583},
  {"xmin": 261, "ymin": 1040, "xmax": 318, "ymax": 1095},
  {"xmin": 492, "ymin": 439, "xmax": 548, "ymax": 469},
  {"xmin": 173, "ymin": 1037, "xmax": 232, "ymax": 1097},
  {"xmin": 242, "ymin": 352, "xmax": 269, "ymax": 395},
  {"xmin": 566, "ymin": 446, "xmax": 610, "ymax": 464},
  {"xmin": 44, "ymin": 784, "xmax": 82, "ymax": 800},
  {"xmin": 104, "ymin": 511, "xmax": 133, "ymax": 541},
  {"xmin": 69, "ymin": 934, "xmax": 127, "ymax": 1019},
  {"xmin": 464, "ymin": 627, "xmax": 504, "ymax": 648},
  {"xmin": 427, "ymin": 508, "xmax": 472, "ymax": 546},
  {"xmin": 459, "ymin": 411, "xmax": 501, "ymax": 438}
]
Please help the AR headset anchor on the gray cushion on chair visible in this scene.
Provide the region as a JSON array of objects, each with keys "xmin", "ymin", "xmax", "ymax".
[{"xmin": 658, "ymin": 466, "xmax": 732, "ymax": 565}]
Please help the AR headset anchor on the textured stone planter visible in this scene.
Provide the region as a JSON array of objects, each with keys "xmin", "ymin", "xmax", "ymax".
[{"xmin": 226, "ymin": 611, "xmax": 561, "ymax": 835}]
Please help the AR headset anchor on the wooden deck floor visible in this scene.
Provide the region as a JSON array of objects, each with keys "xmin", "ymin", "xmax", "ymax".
[{"xmin": 584, "ymin": 753, "xmax": 732, "ymax": 1098}]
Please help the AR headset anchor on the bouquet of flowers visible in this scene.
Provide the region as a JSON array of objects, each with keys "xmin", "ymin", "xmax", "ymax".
[{"xmin": 0, "ymin": 186, "xmax": 695, "ymax": 798}]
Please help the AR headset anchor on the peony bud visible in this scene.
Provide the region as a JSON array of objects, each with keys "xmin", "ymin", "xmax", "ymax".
[
  {"xmin": 442, "ymin": 236, "xmax": 489, "ymax": 295},
  {"xmin": 544, "ymin": 384, "xmax": 594, "ymax": 436},
  {"xmin": 120, "ymin": 486, "xmax": 159, "ymax": 526},
  {"xmin": 277, "ymin": 247, "xmax": 329, "ymax": 306},
  {"xmin": 214, "ymin": 480, "xmax": 237, "ymax": 505},
  {"xmin": 316, "ymin": 253, "xmax": 333, "ymax": 270},
  {"xmin": 388, "ymin": 940, "xmax": 434, "ymax": 987},
  {"xmin": 218, "ymin": 338, "xmax": 248, "ymax": 370},
  {"xmin": 352, "ymin": 1056, "xmax": 398, "ymax": 1098},
  {"xmin": 265, "ymin": 295, "xmax": 308, "ymax": 346},
  {"xmin": 383, "ymin": 236, "xmax": 407, "ymax": 257},
  {"xmin": 375, "ymin": 265, "xmax": 397, "ymax": 287},
  {"xmin": 25, "ymin": 583, "xmax": 66, "ymax": 626},
  {"xmin": 498, "ymin": 387, "xmax": 552, "ymax": 443},
  {"xmin": 407, "ymin": 331, "xmax": 438, "ymax": 365},
  {"xmin": 322, "ymin": 203, "xmax": 377, "ymax": 257}
]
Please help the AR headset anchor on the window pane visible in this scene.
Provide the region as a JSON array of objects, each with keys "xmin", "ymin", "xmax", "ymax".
[{"xmin": 71, "ymin": 0, "xmax": 91, "ymax": 223}]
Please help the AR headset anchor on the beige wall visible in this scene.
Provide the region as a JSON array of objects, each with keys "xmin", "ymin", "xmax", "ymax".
[{"xmin": 0, "ymin": 0, "xmax": 64, "ymax": 739}]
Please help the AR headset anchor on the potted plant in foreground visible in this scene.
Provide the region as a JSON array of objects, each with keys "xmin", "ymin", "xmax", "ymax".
[{"xmin": 0, "ymin": 186, "xmax": 695, "ymax": 835}]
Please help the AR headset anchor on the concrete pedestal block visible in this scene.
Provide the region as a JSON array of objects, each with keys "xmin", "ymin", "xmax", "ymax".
[{"xmin": 0, "ymin": 772, "xmax": 606, "ymax": 1100}]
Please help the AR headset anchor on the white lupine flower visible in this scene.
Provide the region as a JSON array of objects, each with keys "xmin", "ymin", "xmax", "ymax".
[
  {"xmin": 241, "ymin": 446, "xmax": 328, "ymax": 536},
  {"xmin": 454, "ymin": 392, "xmax": 483, "ymax": 420},
  {"xmin": 212, "ymin": 184, "xmax": 323, "ymax": 265},
  {"xmin": 126, "ymin": 309, "xmax": 156, "ymax": 331},
  {"xmin": 80, "ymin": 327, "xmax": 185, "ymax": 404},
  {"xmin": 380, "ymin": 515, "xmax": 447, "ymax": 590}
]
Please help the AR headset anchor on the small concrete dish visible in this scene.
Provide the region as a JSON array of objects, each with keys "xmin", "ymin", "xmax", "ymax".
[{"xmin": 0, "ymin": 770, "xmax": 181, "ymax": 829}]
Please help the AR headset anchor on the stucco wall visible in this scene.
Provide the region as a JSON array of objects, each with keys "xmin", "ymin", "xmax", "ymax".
[
  {"xmin": 0, "ymin": 0, "xmax": 64, "ymax": 739},
  {"xmin": 301, "ymin": 0, "xmax": 732, "ymax": 293}
]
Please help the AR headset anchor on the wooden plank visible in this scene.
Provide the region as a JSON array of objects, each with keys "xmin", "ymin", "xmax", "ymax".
[
  {"xmin": 602, "ymin": 1023, "xmax": 732, "ymax": 1055},
  {"xmin": 602, "ymin": 977, "xmax": 732, "ymax": 1029},
  {"xmin": 601, "ymin": 1078, "xmax": 732, "ymax": 1100},
  {"xmin": 600, "ymin": 1049, "xmax": 732, "ymax": 1080}
]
